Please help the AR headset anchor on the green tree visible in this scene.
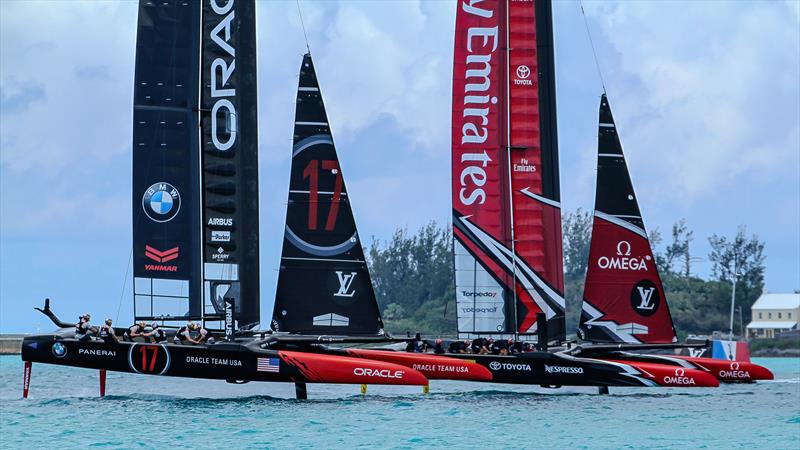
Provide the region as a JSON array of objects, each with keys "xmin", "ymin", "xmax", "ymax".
[
  {"xmin": 562, "ymin": 208, "xmax": 592, "ymax": 281},
  {"xmin": 707, "ymin": 226, "xmax": 766, "ymax": 325}
]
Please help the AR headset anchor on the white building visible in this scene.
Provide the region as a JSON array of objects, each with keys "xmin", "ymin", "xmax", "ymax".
[{"xmin": 746, "ymin": 292, "xmax": 800, "ymax": 339}]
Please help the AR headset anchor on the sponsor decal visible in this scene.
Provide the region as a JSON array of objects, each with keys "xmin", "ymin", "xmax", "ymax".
[
  {"xmin": 353, "ymin": 367, "xmax": 405, "ymax": 379},
  {"xmin": 461, "ymin": 290, "xmax": 498, "ymax": 298},
  {"xmin": 597, "ymin": 240, "xmax": 652, "ymax": 271},
  {"xmin": 224, "ymin": 298, "xmax": 235, "ymax": 341},
  {"xmin": 52, "ymin": 342, "xmax": 67, "ymax": 358},
  {"xmin": 630, "ymin": 279, "xmax": 660, "ymax": 317},
  {"xmin": 128, "ymin": 344, "xmax": 171, "ymax": 375},
  {"xmin": 456, "ymin": 1, "xmax": 499, "ymax": 207},
  {"xmin": 207, "ymin": 0, "xmax": 237, "ymax": 152},
  {"xmin": 412, "ymin": 364, "xmax": 469, "ymax": 374},
  {"xmin": 719, "ymin": 361, "xmax": 750, "ymax": 379},
  {"xmin": 208, "ymin": 217, "xmax": 234, "ymax": 227},
  {"xmin": 544, "ymin": 365, "xmax": 584, "ymax": 374},
  {"xmin": 514, "ymin": 65, "xmax": 533, "ymax": 86},
  {"xmin": 688, "ymin": 348, "xmax": 707, "ymax": 358},
  {"xmin": 461, "ymin": 307, "xmax": 498, "ymax": 314},
  {"xmin": 212, "ymin": 246, "xmax": 230, "ymax": 262},
  {"xmin": 488, "ymin": 361, "xmax": 532, "ymax": 372},
  {"xmin": 185, "ymin": 356, "xmax": 243, "ymax": 366},
  {"xmin": 142, "ymin": 182, "xmax": 181, "ymax": 222},
  {"xmin": 513, "ymin": 158, "xmax": 536, "ymax": 173},
  {"xmin": 78, "ymin": 348, "xmax": 116, "ymax": 357},
  {"xmin": 145, "ymin": 245, "xmax": 179, "ymax": 263},
  {"xmin": 257, "ymin": 357, "xmax": 280, "ymax": 373},
  {"xmin": 334, "ymin": 271, "xmax": 357, "ymax": 298},
  {"xmin": 211, "ymin": 230, "xmax": 231, "ymax": 242},
  {"xmin": 663, "ymin": 367, "xmax": 696, "ymax": 385},
  {"xmin": 144, "ymin": 245, "xmax": 179, "ymax": 272}
]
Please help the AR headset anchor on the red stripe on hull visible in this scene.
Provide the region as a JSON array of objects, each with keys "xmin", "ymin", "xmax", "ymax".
[
  {"xmin": 345, "ymin": 349, "xmax": 493, "ymax": 381},
  {"xmin": 278, "ymin": 351, "xmax": 428, "ymax": 386},
  {"xmin": 672, "ymin": 356, "xmax": 773, "ymax": 382},
  {"xmin": 609, "ymin": 360, "xmax": 719, "ymax": 387}
]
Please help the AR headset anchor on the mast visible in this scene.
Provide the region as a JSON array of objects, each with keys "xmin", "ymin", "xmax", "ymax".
[
  {"xmin": 271, "ymin": 54, "xmax": 385, "ymax": 336},
  {"xmin": 578, "ymin": 94, "xmax": 677, "ymax": 344},
  {"xmin": 504, "ymin": 0, "xmax": 519, "ymax": 341}
]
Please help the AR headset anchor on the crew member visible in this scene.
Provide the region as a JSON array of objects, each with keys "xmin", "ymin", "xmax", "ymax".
[
  {"xmin": 195, "ymin": 323, "xmax": 210, "ymax": 344},
  {"xmin": 75, "ymin": 314, "xmax": 96, "ymax": 341},
  {"xmin": 433, "ymin": 338, "xmax": 445, "ymax": 354},
  {"xmin": 125, "ymin": 321, "xmax": 148, "ymax": 342},
  {"xmin": 98, "ymin": 318, "xmax": 118, "ymax": 344},
  {"xmin": 174, "ymin": 322, "xmax": 197, "ymax": 345},
  {"xmin": 149, "ymin": 322, "xmax": 167, "ymax": 343}
]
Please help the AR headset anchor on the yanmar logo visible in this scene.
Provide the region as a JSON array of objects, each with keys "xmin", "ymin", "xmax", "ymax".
[
  {"xmin": 597, "ymin": 240, "xmax": 651, "ymax": 271},
  {"xmin": 488, "ymin": 361, "xmax": 532, "ymax": 372},
  {"xmin": 663, "ymin": 367, "xmax": 696, "ymax": 385},
  {"xmin": 144, "ymin": 245, "xmax": 179, "ymax": 272},
  {"xmin": 353, "ymin": 367, "xmax": 404, "ymax": 379},
  {"xmin": 544, "ymin": 365, "xmax": 584, "ymax": 374},
  {"xmin": 719, "ymin": 361, "xmax": 750, "ymax": 379}
]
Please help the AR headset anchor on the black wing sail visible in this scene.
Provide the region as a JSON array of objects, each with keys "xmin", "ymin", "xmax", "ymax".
[{"xmin": 271, "ymin": 54, "xmax": 385, "ymax": 336}]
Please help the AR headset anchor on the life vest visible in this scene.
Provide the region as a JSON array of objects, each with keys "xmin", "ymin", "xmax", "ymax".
[{"xmin": 99, "ymin": 325, "xmax": 112, "ymax": 338}]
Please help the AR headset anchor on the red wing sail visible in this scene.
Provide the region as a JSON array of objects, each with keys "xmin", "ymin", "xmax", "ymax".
[
  {"xmin": 452, "ymin": 0, "xmax": 564, "ymax": 342},
  {"xmin": 579, "ymin": 95, "xmax": 677, "ymax": 343}
]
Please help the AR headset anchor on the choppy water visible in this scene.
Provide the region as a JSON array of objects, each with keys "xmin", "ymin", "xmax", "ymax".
[{"xmin": 1, "ymin": 356, "xmax": 798, "ymax": 449}]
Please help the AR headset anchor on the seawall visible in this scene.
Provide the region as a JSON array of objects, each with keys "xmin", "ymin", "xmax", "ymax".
[{"xmin": 0, "ymin": 335, "xmax": 24, "ymax": 354}]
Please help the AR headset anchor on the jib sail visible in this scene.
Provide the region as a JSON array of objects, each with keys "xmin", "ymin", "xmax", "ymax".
[
  {"xmin": 578, "ymin": 94, "xmax": 677, "ymax": 344},
  {"xmin": 132, "ymin": 0, "xmax": 259, "ymax": 330},
  {"xmin": 271, "ymin": 54, "xmax": 385, "ymax": 336},
  {"xmin": 452, "ymin": 0, "xmax": 565, "ymax": 342}
]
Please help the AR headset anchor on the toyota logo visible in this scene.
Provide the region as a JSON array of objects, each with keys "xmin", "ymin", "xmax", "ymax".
[
  {"xmin": 730, "ymin": 362, "xmax": 740, "ymax": 370},
  {"xmin": 516, "ymin": 65, "xmax": 531, "ymax": 79},
  {"xmin": 489, "ymin": 361, "xmax": 501, "ymax": 371},
  {"xmin": 675, "ymin": 368, "xmax": 685, "ymax": 377}
]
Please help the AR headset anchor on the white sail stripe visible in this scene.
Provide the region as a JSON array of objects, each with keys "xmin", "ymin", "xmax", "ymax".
[
  {"xmin": 581, "ymin": 302, "xmax": 642, "ymax": 344},
  {"xmin": 519, "ymin": 187, "xmax": 561, "ymax": 208},
  {"xmin": 599, "ymin": 123, "xmax": 615, "ymax": 128},
  {"xmin": 281, "ymin": 256, "xmax": 365, "ymax": 263},
  {"xmin": 611, "ymin": 214, "xmax": 641, "ymax": 219},
  {"xmin": 598, "ymin": 153, "xmax": 623, "ymax": 157},
  {"xmin": 594, "ymin": 210, "xmax": 647, "ymax": 239},
  {"xmin": 618, "ymin": 352, "xmax": 695, "ymax": 368},
  {"xmin": 298, "ymin": 87, "xmax": 319, "ymax": 91},
  {"xmin": 289, "ymin": 190, "xmax": 347, "ymax": 196},
  {"xmin": 459, "ymin": 217, "xmax": 564, "ymax": 317},
  {"xmin": 295, "ymin": 121, "xmax": 328, "ymax": 126}
]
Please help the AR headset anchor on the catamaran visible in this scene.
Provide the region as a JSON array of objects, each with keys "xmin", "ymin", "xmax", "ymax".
[
  {"xmin": 21, "ymin": 0, "xmax": 430, "ymax": 400},
  {"xmin": 572, "ymin": 95, "xmax": 773, "ymax": 382}
]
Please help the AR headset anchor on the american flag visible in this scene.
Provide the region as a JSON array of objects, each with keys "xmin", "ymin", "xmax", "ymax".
[{"xmin": 257, "ymin": 357, "xmax": 280, "ymax": 373}]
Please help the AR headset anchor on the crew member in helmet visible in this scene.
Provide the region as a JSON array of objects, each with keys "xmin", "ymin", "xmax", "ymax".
[
  {"xmin": 433, "ymin": 338, "xmax": 445, "ymax": 354},
  {"xmin": 174, "ymin": 322, "xmax": 196, "ymax": 345},
  {"xmin": 148, "ymin": 322, "xmax": 167, "ymax": 343},
  {"xmin": 98, "ymin": 318, "xmax": 118, "ymax": 344},
  {"xmin": 75, "ymin": 314, "xmax": 97, "ymax": 341},
  {"xmin": 125, "ymin": 321, "xmax": 148, "ymax": 342}
]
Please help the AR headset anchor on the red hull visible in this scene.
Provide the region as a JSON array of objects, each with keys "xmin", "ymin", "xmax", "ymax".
[
  {"xmin": 672, "ymin": 356, "xmax": 773, "ymax": 382},
  {"xmin": 278, "ymin": 351, "xmax": 429, "ymax": 385},
  {"xmin": 608, "ymin": 360, "xmax": 720, "ymax": 387},
  {"xmin": 345, "ymin": 349, "xmax": 493, "ymax": 381}
]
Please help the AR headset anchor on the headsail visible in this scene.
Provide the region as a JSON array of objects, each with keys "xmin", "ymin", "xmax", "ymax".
[
  {"xmin": 578, "ymin": 94, "xmax": 677, "ymax": 344},
  {"xmin": 452, "ymin": 0, "xmax": 565, "ymax": 342},
  {"xmin": 132, "ymin": 0, "xmax": 260, "ymax": 330},
  {"xmin": 271, "ymin": 54, "xmax": 384, "ymax": 336}
]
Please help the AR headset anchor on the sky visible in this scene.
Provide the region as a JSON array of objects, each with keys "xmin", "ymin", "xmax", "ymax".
[{"xmin": 1, "ymin": 0, "xmax": 798, "ymax": 333}]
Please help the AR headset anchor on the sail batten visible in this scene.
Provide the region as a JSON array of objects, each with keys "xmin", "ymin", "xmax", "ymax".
[
  {"xmin": 579, "ymin": 94, "xmax": 677, "ymax": 344},
  {"xmin": 271, "ymin": 54, "xmax": 384, "ymax": 336}
]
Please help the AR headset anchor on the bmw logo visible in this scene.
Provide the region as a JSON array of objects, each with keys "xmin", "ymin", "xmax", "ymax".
[
  {"xmin": 52, "ymin": 342, "xmax": 67, "ymax": 358},
  {"xmin": 142, "ymin": 182, "xmax": 181, "ymax": 222}
]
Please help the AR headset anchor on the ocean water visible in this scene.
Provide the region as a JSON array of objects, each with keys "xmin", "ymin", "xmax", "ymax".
[{"xmin": 0, "ymin": 356, "xmax": 798, "ymax": 449}]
